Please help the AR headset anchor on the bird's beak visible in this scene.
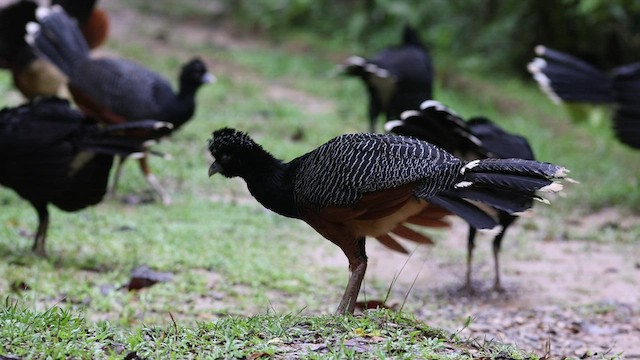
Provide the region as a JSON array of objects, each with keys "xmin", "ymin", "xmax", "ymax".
[
  {"xmin": 202, "ymin": 72, "xmax": 216, "ymax": 84},
  {"xmin": 208, "ymin": 161, "xmax": 222, "ymax": 177}
]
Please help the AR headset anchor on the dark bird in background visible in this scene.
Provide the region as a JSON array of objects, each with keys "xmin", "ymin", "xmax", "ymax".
[
  {"xmin": 386, "ymin": 100, "xmax": 536, "ymax": 292},
  {"xmin": 0, "ymin": 0, "xmax": 108, "ymax": 100},
  {"xmin": 528, "ymin": 45, "xmax": 640, "ymax": 149},
  {"xmin": 0, "ymin": 97, "xmax": 172, "ymax": 257},
  {"xmin": 339, "ymin": 25, "xmax": 434, "ymax": 132},
  {"xmin": 27, "ymin": 5, "xmax": 214, "ymax": 204},
  {"xmin": 207, "ymin": 128, "xmax": 568, "ymax": 314}
]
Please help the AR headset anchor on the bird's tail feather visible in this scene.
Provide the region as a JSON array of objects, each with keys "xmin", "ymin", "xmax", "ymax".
[
  {"xmin": 81, "ymin": 120, "xmax": 172, "ymax": 156},
  {"xmin": 429, "ymin": 195, "xmax": 499, "ymax": 230},
  {"xmin": 609, "ymin": 63, "xmax": 640, "ymax": 148},
  {"xmin": 26, "ymin": 5, "xmax": 90, "ymax": 76},
  {"xmin": 96, "ymin": 120, "xmax": 174, "ymax": 138},
  {"xmin": 386, "ymin": 100, "xmax": 490, "ymax": 159},
  {"xmin": 430, "ymin": 158, "xmax": 569, "ymax": 229},
  {"xmin": 444, "ymin": 187, "xmax": 535, "ymax": 215},
  {"xmin": 528, "ymin": 45, "xmax": 614, "ymax": 104}
]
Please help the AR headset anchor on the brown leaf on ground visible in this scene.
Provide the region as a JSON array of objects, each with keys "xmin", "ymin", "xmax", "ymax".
[{"xmin": 125, "ymin": 265, "xmax": 173, "ymax": 291}]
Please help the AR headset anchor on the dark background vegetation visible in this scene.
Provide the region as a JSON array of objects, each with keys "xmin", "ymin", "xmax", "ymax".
[{"xmin": 220, "ymin": 0, "xmax": 640, "ymax": 74}]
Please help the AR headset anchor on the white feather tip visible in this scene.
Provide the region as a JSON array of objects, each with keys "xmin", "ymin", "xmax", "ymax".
[
  {"xmin": 534, "ymin": 45, "xmax": 547, "ymax": 56},
  {"xmin": 460, "ymin": 160, "xmax": 481, "ymax": 174},
  {"xmin": 345, "ymin": 56, "xmax": 366, "ymax": 66},
  {"xmin": 399, "ymin": 109, "xmax": 420, "ymax": 120},
  {"xmin": 383, "ymin": 120, "xmax": 404, "ymax": 132},
  {"xmin": 539, "ymin": 182, "xmax": 563, "ymax": 193},
  {"xmin": 454, "ymin": 181, "xmax": 473, "ymax": 188},
  {"xmin": 553, "ymin": 167, "xmax": 570, "ymax": 177},
  {"xmin": 35, "ymin": 6, "xmax": 52, "ymax": 20}
]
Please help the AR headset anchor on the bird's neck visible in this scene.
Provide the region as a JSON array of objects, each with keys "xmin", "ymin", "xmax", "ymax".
[
  {"xmin": 164, "ymin": 91, "xmax": 197, "ymax": 129},
  {"xmin": 243, "ymin": 154, "xmax": 300, "ymax": 219}
]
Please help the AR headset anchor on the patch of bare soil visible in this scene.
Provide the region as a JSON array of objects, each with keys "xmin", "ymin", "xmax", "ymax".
[{"xmin": 357, "ymin": 210, "xmax": 640, "ymax": 359}]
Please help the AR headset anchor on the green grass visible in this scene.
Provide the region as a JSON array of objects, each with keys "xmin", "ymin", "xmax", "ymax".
[
  {"xmin": 0, "ymin": 0, "xmax": 638, "ymax": 357},
  {"xmin": 1, "ymin": 304, "xmax": 534, "ymax": 359}
]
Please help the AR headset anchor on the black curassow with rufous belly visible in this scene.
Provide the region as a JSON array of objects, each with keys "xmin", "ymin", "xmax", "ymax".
[
  {"xmin": 26, "ymin": 5, "xmax": 214, "ymax": 204},
  {"xmin": 207, "ymin": 128, "xmax": 570, "ymax": 314},
  {"xmin": 0, "ymin": 97, "xmax": 172, "ymax": 257}
]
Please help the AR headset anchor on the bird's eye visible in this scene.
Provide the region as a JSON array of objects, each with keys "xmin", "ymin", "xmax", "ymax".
[{"xmin": 219, "ymin": 154, "xmax": 231, "ymax": 163}]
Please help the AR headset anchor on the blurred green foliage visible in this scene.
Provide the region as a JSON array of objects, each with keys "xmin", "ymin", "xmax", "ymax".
[{"xmin": 221, "ymin": 0, "xmax": 640, "ymax": 73}]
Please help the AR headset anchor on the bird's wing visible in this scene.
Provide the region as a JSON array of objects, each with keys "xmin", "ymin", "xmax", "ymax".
[
  {"xmin": 72, "ymin": 58, "xmax": 173, "ymax": 120},
  {"xmin": 293, "ymin": 133, "xmax": 461, "ymax": 209},
  {"xmin": 467, "ymin": 117, "xmax": 535, "ymax": 160}
]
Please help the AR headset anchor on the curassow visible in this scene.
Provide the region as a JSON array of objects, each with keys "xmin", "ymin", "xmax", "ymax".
[
  {"xmin": 385, "ymin": 100, "xmax": 536, "ymax": 292},
  {"xmin": 0, "ymin": 97, "xmax": 172, "ymax": 257},
  {"xmin": 0, "ymin": 0, "xmax": 108, "ymax": 100},
  {"xmin": 207, "ymin": 128, "xmax": 569, "ymax": 314},
  {"xmin": 26, "ymin": 5, "xmax": 214, "ymax": 204},
  {"xmin": 528, "ymin": 45, "xmax": 640, "ymax": 149},
  {"xmin": 339, "ymin": 25, "xmax": 434, "ymax": 132}
]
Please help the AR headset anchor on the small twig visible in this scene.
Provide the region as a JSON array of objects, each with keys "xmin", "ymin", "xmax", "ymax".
[{"xmin": 169, "ymin": 312, "xmax": 178, "ymax": 335}]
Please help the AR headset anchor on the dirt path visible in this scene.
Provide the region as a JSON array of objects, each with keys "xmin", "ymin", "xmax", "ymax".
[
  {"xmin": 101, "ymin": 2, "xmax": 640, "ymax": 358},
  {"xmin": 361, "ymin": 213, "xmax": 640, "ymax": 358}
]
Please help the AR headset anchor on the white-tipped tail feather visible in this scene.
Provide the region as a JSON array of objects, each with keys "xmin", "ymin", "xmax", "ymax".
[
  {"xmin": 454, "ymin": 181, "xmax": 473, "ymax": 188},
  {"xmin": 35, "ymin": 5, "xmax": 52, "ymax": 19},
  {"xmin": 539, "ymin": 182, "xmax": 563, "ymax": 192},
  {"xmin": 534, "ymin": 45, "xmax": 547, "ymax": 56},
  {"xmin": 528, "ymin": 58, "xmax": 563, "ymax": 105},
  {"xmin": 383, "ymin": 120, "xmax": 405, "ymax": 132},
  {"xmin": 460, "ymin": 160, "xmax": 481, "ymax": 174},
  {"xmin": 399, "ymin": 110, "xmax": 421, "ymax": 120}
]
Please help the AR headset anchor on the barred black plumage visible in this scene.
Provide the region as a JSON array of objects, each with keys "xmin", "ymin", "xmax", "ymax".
[
  {"xmin": 293, "ymin": 133, "xmax": 462, "ymax": 208},
  {"xmin": 208, "ymin": 128, "xmax": 568, "ymax": 219}
]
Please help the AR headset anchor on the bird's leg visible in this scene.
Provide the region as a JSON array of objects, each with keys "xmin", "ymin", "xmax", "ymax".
[
  {"xmin": 492, "ymin": 230, "xmax": 507, "ymax": 293},
  {"xmin": 108, "ymin": 155, "xmax": 127, "ymax": 199},
  {"xmin": 138, "ymin": 156, "xmax": 171, "ymax": 205},
  {"xmin": 464, "ymin": 226, "xmax": 476, "ymax": 293},
  {"xmin": 336, "ymin": 237, "xmax": 367, "ymax": 315},
  {"xmin": 32, "ymin": 205, "xmax": 49, "ymax": 257}
]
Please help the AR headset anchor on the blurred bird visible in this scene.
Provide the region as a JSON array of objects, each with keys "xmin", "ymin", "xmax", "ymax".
[
  {"xmin": 385, "ymin": 100, "xmax": 536, "ymax": 292},
  {"xmin": 0, "ymin": 97, "xmax": 172, "ymax": 257},
  {"xmin": 0, "ymin": 0, "xmax": 108, "ymax": 100},
  {"xmin": 27, "ymin": 5, "xmax": 214, "ymax": 204},
  {"xmin": 528, "ymin": 45, "xmax": 640, "ymax": 149},
  {"xmin": 339, "ymin": 25, "xmax": 434, "ymax": 132},
  {"xmin": 207, "ymin": 128, "xmax": 568, "ymax": 314}
]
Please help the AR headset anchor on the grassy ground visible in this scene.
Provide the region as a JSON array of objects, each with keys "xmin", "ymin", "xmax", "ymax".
[{"xmin": 0, "ymin": 1, "xmax": 638, "ymax": 358}]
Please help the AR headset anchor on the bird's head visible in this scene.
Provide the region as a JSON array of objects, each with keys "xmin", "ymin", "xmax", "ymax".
[
  {"xmin": 334, "ymin": 56, "xmax": 368, "ymax": 77},
  {"xmin": 207, "ymin": 127, "xmax": 263, "ymax": 178},
  {"xmin": 180, "ymin": 57, "xmax": 216, "ymax": 90}
]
